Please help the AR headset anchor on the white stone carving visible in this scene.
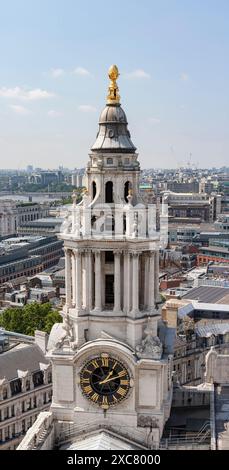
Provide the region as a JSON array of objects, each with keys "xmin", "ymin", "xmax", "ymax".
[
  {"xmin": 54, "ymin": 314, "xmax": 77, "ymax": 352},
  {"xmin": 60, "ymin": 213, "xmax": 72, "ymax": 234},
  {"xmin": 136, "ymin": 318, "xmax": 162, "ymax": 359}
]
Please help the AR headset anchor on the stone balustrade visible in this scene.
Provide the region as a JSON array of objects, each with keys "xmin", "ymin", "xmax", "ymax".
[{"xmin": 17, "ymin": 411, "xmax": 54, "ymax": 450}]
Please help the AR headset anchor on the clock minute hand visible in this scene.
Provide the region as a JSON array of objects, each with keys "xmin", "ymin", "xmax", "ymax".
[
  {"xmin": 99, "ymin": 374, "xmax": 121, "ymax": 385},
  {"xmin": 99, "ymin": 370, "xmax": 114, "ymax": 385}
]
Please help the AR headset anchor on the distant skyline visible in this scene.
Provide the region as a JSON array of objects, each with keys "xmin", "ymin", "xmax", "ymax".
[{"xmin": 0, "ymin": 0, "xmax": 229, "ymax": 169}]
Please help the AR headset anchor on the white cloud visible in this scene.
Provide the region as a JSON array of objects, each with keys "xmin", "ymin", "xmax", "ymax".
[
  {"xmin": 125, "ymin": 69, "xmax": 150, "ymax": 79},
  {"xmin": 73, "ymin": 67, "xmax": 91, "ymax": 76},
  {"xmin": 48, "ymin": 110, "xmax": 63, "ymax": 117},
  {"xmin": 78, "ymin": 105, "xmax": 96, "ymax": 113},
  {"xmin": 50, "ymin": 68, "xmax": 65, "ymax": 78},
  {"xmin": 180, "ymin": 72, "xmax": 189, "ymax": 81},
  {"xmin": 148, "ymin": 117, "xmax": 160, "ymax": 124},
  {"xmin": 0, "ymin": 87, "xmax": 55, "ymax": 101},
  {"xmin": 10, "ymin": 105, "xmax": 31, "ymax": 115}
]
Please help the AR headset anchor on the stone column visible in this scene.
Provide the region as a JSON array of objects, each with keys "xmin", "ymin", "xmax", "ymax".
[
  {"xmin": 82, "ymin": 251, "xmax": 86, "ymax": 308},
  {"xmin": 154, "ymin": 250, "xmax": 160, "ymax": 303},
  {"xmin": 131, "ymin": 252, "xmax": 139, "ymax": 314},
  {"xmin": 85, "ymin": 249, "xmax": 93, "ymax": 311},
  {"xmin": 124, "ymin": 251, "xmax": 131, "ymax": 313},
  {"xmin": 144, "ymin": 254, "xmax": 149, "ymax": 310},
  {"xmin": 114, "ymin": 250, "xmax": 121, "ymax": 312},
  {"xmin": 72, "ymin": 251, "xmax": 76, "ymax": 306},
  {"xmin": 65, "ymin": 248, "xmax": 72, "ymax": 308},
  {"xmin": 94, "ymin": 251, "xmax": 102, "ymax": 311},
  {"xmin": 75, "ymin": 249, "xmax": 82, "ymax": 313},
  {"xmin": 149, "ymin": 251, "xmax": 155, "ymax": 311}
]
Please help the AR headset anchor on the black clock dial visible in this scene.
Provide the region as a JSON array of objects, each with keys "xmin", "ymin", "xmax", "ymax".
[{"xmin": 80, "ymin": 355, "xmax": 130, "ymax": 408}]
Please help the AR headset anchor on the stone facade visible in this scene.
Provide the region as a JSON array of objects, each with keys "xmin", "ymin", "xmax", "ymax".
[
  {"xmin": 0, "ymin": 200, "xmax": 49, "ymax": 237},
  {"xmin": 0, "ymin": 332, "xmax": 52, "ymax": 450}
]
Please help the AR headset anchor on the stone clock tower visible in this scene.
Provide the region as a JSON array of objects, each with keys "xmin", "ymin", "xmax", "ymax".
[{"xmin": 47, "ymin": 66, "xmax": 173, "ymax": 449}]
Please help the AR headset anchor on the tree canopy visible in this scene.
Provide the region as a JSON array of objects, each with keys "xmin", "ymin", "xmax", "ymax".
[{"xmin": 0, "ymin": 302, "xmax": 62, "ymax": 336}]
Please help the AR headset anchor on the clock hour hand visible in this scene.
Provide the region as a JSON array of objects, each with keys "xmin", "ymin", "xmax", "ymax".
[{"xmin": 99, "ymin": 370, "xmax": 114, "ymax": 385}]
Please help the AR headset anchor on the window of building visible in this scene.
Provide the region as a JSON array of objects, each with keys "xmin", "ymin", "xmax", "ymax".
[
  {"xmin": 92, "ymin": 181, "xmax": 96, "ymax": 200},
  {"xmin": 124, "ymin": 181, "xmax": 132, "ymax": 202},
  {"xmin": 47, "ymin": 372, "xmax": 52, "ymax": 384},
  {"xmin": 105, "ymin": 251, "xmax": 114, "ymax": 263},
  {"xmin": 22, "ymin": 420, "xmax": 26, "ymax": 434},
  {"xmin": 107, "ymin": 158, "xmax": 113, "ymax": 165},
  {"xmin": 27, "ymin": 398, "xmax": 32, "ymax": 410},
  {"xmin": 4, "ymin": 407, "xmax": 9, "ymax": 419},
  {"xmin": 32, "ymin": 371, "xmax": 44, "ymax": 388},
  {"xmin": 10, "ymin": 378, "xmax": 22, "ymax": 396},
  {"xmin": 25, "ymin": 380, "xmax": 30, "ymax": 391},
  {"xmin": 105, "ymin": 181, "xmax": 113, "ymax": 203}
]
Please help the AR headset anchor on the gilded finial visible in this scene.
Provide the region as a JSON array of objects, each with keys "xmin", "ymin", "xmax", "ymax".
[{"xmin": 107, "ymin": 65, "xmax": 120, "ymax": 104}]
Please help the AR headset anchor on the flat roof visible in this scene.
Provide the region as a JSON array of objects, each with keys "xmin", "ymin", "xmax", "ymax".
[{"xmin": 183, "ymin": 285, "xmax": 229, "ymax": 303}]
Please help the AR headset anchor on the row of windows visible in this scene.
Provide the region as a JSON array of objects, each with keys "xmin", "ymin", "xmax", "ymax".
[
  {"xmin": 0, "ymin": 391, "xmax": 52, "ymax": 426},
  {"xmin": 0, "ymin": 267, "xmax": 43, "ymax": 284},
  {"xmin": 20, "ymin": 213, "xmax": 40, "ymax": 223},
  {"xmin": 0, "ymin": 252, "xmax": 62, "ymax": 283},
  {"xmin": 31, "ymin": 243, "xmax": 62, "ymax": 256},
  {"xmin": 106, "ymin": 157, "xmax": 130, "ymax": 165},
  {"xmin": 92, "ymin": 180, "xmax": 132, "ymax": 203},
  {"xmin": 2, "ymin": 372, "xmax": 52, "ymax": 400}
]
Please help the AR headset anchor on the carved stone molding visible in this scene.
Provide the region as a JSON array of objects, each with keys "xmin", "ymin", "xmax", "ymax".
[{"xmin": 137, "ymin": 415, "xmax": 159, "ymax": 428}]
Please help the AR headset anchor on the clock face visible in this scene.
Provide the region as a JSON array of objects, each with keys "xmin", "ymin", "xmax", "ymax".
[{"xmin": 80, "ymin": 355, "xmax": 130, "ymax": 409}]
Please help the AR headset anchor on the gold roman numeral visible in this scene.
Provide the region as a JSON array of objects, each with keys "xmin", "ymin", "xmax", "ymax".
[
  {"xmin": 102, "ymin": 357, "xmax": 109, "ymax": 367},
  {"xmin": 120, "ymin": 380, "xmax": 129, "ymax": 386},
  {"xmin": 83, "ymin": 385, "xmax": 92, "ymax": 394},
  {"xmin": 116, "ymin": 387, "xmax": 126, "ymax": 397},
  {"xmin": 91, "ymin": 393, "xmax": 99, "ymax": 402},
  {"xmin": 91, "ymin": 360, "xmax": 99, "ymax": 369},
  {"xmin": 102, "ymin": 396, "xmax": 108, "ymax": 406},
  {"xmin": 112, "ymin": 361, "xmax": 118, "ymax": 370},
  {"xmin": 118, "ymin": 370, "xmax": 126, "ymax": 377},
  {"xmin": 81, "ymin": 378, "xmax": 90, "ymax": 384},
  {"xmin": 112, "ymin": 395, "xmax": 118, "ymax": 403}
]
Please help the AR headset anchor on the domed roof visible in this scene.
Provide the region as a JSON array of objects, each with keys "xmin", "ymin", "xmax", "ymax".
[
  {"xmin": 91, "ymin": 104, "xmax": 136, "ymax": 153},
  {"xmin": 99, "ymin": 104, "xmax": 127, "ymax": 123}
]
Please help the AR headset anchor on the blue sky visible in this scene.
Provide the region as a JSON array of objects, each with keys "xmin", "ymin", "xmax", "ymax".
[{"xmin": 0, "ymin": 0, "xmax": 228, "ymax": 169}]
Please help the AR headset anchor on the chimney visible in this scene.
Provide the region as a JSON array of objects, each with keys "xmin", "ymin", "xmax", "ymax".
[{"xmin": 35, "ymin": 330, "xmax": 49, "ymax": 354}]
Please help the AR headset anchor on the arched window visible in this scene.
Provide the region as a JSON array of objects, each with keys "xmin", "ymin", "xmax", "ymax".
[
  {"xmin": 92, "ymin": 181, "xmax": 96, "ymax": 199},
  {"xmin": 124, "ymin": 181, "xmax": 131, "ymax": 202},
  {"xmin": 105, "ymin": 181, "xmax": 113, "ymax": 203}
]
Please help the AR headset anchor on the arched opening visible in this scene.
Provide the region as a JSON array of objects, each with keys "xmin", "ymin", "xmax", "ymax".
[
  {"xmin": 105, "ymin": 181, "xmax": 113, "ymax": 203},
  {"xmin": 92, "ymin": 181, "xmax": 96, "ymax": 200},
  {"xmin": 123, "ymin": 214, "xmax": 126, "ymax": 234},
  {"xmin": 124, "ymin": 181, "xmax": 131, "ymax": 202}
]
